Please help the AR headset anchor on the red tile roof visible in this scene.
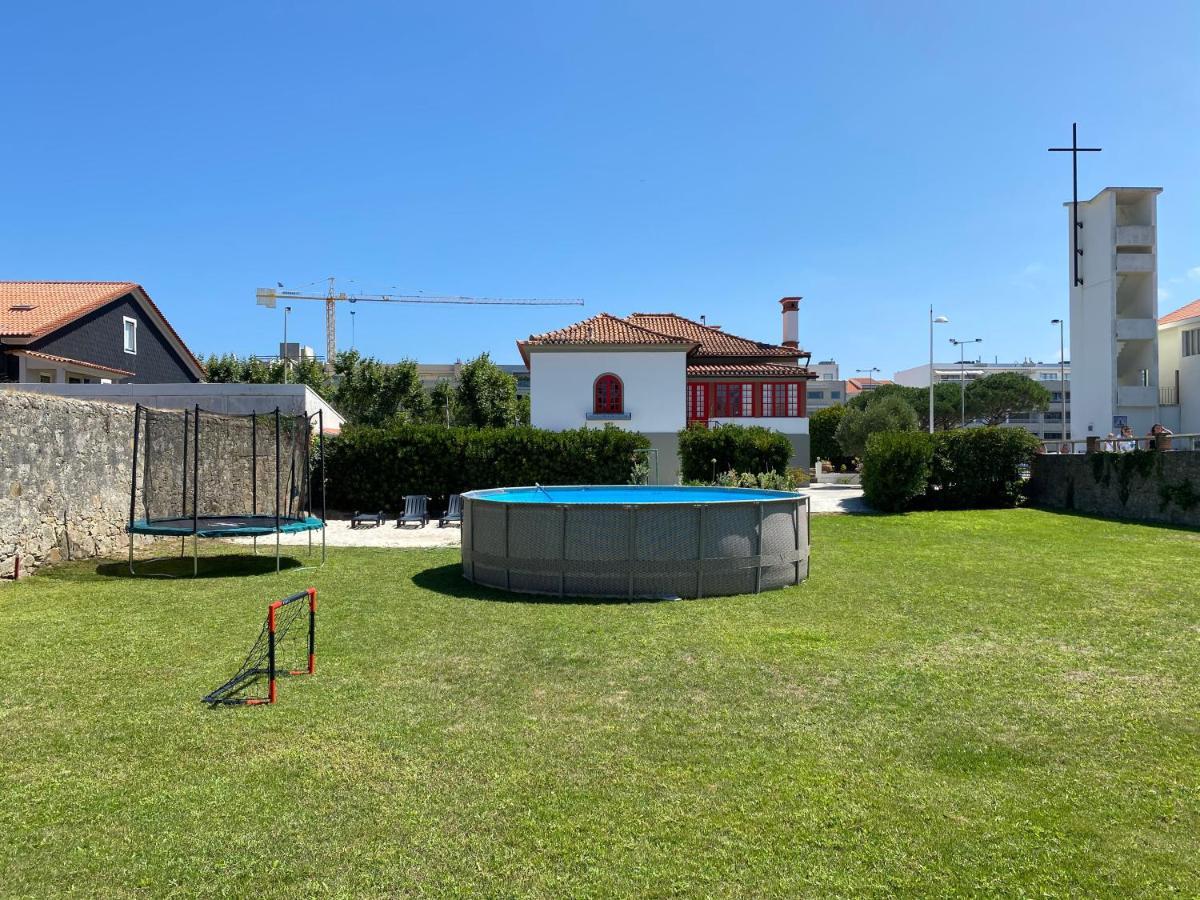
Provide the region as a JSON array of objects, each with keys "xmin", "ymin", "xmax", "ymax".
[
  {"xmin": 845, "ymin": 377, "xmax": 894, "ymax": 395},
  {"xmin": 15, "ymin": 349, "xmax": 136, "ymax": 378},
  {"xmin": 1159, "ymin": 299, "xmax": 1200, "ymax": 326},
  {"xmin": 628, "ymin": 312, "xmax": 801, "ymax": 358},
  {"xmin": 518, "ymin": 313, "xmax": 698, "ymax": 363},
  {"xmin": 686, "ymin": 363, "xmax": 815, "ymax": 378},
  {"xmin": 0, "ymin": 281, "xmax": 204, "ymax": 377}
]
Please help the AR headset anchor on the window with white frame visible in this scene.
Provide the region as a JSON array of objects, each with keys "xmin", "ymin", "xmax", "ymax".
[{"xmin": 122, "ymin": 316, "xmax": 137, "ymax": 355}]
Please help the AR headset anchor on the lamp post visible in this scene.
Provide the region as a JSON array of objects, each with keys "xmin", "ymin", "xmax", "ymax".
[
  {"xmin": 282, "ymin": 306, "xmax": 293, "ymax": 384},
  {"xmin": 350, "ymin": 310, "xmax": 356, "ymax": 350},
  {"xmin": 1051, "ymin": 319, "xmax": 1066, "ymax": 439},
  {"xmin": 949, "ymin": 337, "xmax": 982, "ymax": 427},
  {"xmin": 929, "ymin": 307, "xmax": 949, "ymax": 433}
]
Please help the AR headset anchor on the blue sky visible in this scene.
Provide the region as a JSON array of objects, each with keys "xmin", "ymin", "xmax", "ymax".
[{"xmin": 3, "ymin": 1, "xmax": 1197, "ymax": 376}]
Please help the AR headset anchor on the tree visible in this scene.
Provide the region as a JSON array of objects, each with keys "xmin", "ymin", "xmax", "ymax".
[
  {"xmin": 455, "ymin": 353, "xmax": 520, "ymax": 427},
  {"xmin": 426, "ymin": 379, "xmax": 459, "ymax": 426},
  {"xmin": 810, "ymin": 405, "xmax": 853, "ymax": 466},
  {"xmin": 835, "ymin": 394, "xmax": 920, "ymax": 459},
  {"xmin": 331, "ymin": 350, "xmax": 427, "ymax": 428},
  {"xmin": 965, "ymin": 372, "xmax": 1051, "ymax": 426}
]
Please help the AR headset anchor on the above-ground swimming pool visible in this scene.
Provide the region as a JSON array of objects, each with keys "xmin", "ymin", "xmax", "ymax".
[{"xmin": 461, "ymin": 485, "xmax": 809, "ymax": 600}]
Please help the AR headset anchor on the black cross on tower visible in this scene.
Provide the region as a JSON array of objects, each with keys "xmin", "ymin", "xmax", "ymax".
[{"xmin": 1049, "ymin": 122, "xmax": 1102, "ymax": 287}]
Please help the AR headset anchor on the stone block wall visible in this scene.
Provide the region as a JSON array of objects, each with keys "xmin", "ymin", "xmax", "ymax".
[
  {"xmin": 0, "ymin": 391, "xmax": 140, "ymax": 577},
  {"xmin": 1027, "ymin": 450, "xmax": 1200, "ymax": 528}
]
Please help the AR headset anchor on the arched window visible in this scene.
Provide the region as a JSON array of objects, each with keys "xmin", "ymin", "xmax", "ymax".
[{"xmin": 594, "ymin": 373, "xmax": 623, "ymax": 414}]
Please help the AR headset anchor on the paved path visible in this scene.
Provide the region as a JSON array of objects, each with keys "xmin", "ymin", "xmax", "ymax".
[
  {"xmin": 234, "ymin": 484, "xmax": 868, "ymax": 550},
  {"xmin": 800, "ymin": 483, "xmax": 868, "ymax": 514}
]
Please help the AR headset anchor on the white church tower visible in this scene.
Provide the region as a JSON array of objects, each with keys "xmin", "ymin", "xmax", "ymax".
[{"xmin": 1068, "ymin": 186, "xmax": 1163, "ymax": 438}]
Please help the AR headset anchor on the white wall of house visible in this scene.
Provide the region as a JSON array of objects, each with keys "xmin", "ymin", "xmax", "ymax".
[
  {"xmin": 707, "ymin": 415, "xmax": 809, "ymax": 435},
  {"xmin": 1158, "ymin": 320, "xmax": 1200, "ymax": 433},
  {"xmin": 529, "ymin": 348, "xmax": 687, "ymax": 433}
]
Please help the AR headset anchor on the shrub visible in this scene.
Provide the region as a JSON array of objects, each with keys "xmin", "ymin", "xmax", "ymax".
[
  {"xmin": 809, "ymin": 405, "xmax": 853, "ymax": 469},
  {"xmin": 928, "ymin": 427, "xmax": 1041, "ymax": 508},
  {"xmin": 835, "ymin": 395, "xmax": 920, "ymax": 459},
  {"xmin": 715, "ymin": 469, "xmax": 799, "ymax": 491},
  {"xmin": 324, "ymin": 424, "xmax": 649, "ymax": 511},
  {"xmin": 861, "ymin": 431, "xmax": 934, "ymax": 512},
  {"xmin": 677, "ymin": 423, "xmax": 792, "ymax": 482}
]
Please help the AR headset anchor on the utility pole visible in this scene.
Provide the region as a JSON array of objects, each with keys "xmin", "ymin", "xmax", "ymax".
[
  {"xmin": 949, "ymin": 337, "xmax": 982, "ymax": 427},
  {"xmin": 929, "ymin": 307, "xmax": 949, "ymax": 432},
  {"xmin": 1051, "ymin": 319, "xmax": 1067, "ymax": 437}
]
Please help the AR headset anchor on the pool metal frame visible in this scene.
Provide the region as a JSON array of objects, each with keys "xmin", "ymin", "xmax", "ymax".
[{"xmin": 461, "ymin": 486, "xmax": 810, "ymax": 600}]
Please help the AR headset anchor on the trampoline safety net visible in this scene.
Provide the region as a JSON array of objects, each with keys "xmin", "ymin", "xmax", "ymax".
[{"xmin": 137, "ymin": 407, "xmax": 313, "ymax": 527}]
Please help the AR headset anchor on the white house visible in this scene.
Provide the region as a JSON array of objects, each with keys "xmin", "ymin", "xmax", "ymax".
[
  {"xmin": 1156, "ymin": 299, "xmax": 1200, "ymax": 434},
  {"xmin": 518, "ymin": 299, "xmax": 816, "ymax": 484}
]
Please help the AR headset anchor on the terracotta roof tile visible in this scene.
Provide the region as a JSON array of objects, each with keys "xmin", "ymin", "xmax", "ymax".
[
  {"xmin": 686, "ymin": 363, "xmax": 814, "ymax": 378},
  {"xmin": 1159, "ymin": 299, "xmax": 1200, "ymax": 326},
  {"xmin": 0, "ymin": 281, "xmax": 203, "ymax": 377},
  {"xmin": 0, "ymin": 282, "xmax": 137, "ymax": 337},
  {"xmin": 15, "ymin": 349, "xmax": 136, "ymax": 378},
  {"xmin": 627, "ymin": 312, "xmax": 801, "ymax": 358},
  {"xmin": 522, "ymin": 313, "xmax": 697, "ymax": 348}
]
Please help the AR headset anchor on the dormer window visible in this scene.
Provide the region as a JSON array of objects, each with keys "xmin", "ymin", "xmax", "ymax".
[
  {"xmin": 594, "ymin": 373, "xmax": 623, "ymax": 414},
  {"xmin": 123, "ymin": 316, "xmax": 137, "ymax": 355}
]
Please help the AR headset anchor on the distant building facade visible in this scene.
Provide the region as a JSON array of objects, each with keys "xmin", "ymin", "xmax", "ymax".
[{"xmin": 894, "ymin": 360, "xmax": 1072, "ymax": 440}]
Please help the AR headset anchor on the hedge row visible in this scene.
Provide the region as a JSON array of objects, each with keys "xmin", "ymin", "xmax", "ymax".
[
  {"xmin": 862, "ymin": 427, "xmax": 1040, "ymax": 512},
  {"xmin": 324, "ymin": 425, "xmax": 650, "ymax": 511},
  {"xmin": 677, "ymin": 423, "xmax": 792, "ymax": 482}
]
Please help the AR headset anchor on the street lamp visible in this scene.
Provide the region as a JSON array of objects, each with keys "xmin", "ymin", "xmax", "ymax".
[
  {"xmin": 1051, "ymin": 319, "xmax": 1066, "ymax": 439},
  {"xmin": 949, "ymin": 337, "xmax": 982, "ymax": 427},
  {"xmin": 350, "ymin": 310, "xmax": 356, "ymax": 350},
  {"xmin": 929, "ymin": 307, "xmax": 949, "ymax": 433},
  {"xmin": 283, "ymin": 306, "xmax": 292, "ymax": 384},
  {"xmin": 855, "ymin": 367, "xmax": 881, "ymax": 381}
]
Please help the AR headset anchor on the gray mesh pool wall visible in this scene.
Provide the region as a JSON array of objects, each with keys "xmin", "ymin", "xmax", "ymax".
[{"xmin": 461, "ymin": 488, "xmax": 809, "ymax": 599}]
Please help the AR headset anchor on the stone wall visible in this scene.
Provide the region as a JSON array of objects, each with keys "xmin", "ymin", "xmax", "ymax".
[
  {"xmin": 0, "ymin": 391, "xmax": 139, "ymax": 577},
  {"xmin": 1027, "ymin": 450, "xmax": 1200, "ymax": 527}
]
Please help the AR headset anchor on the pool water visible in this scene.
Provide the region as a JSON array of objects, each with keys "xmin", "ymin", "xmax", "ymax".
[{"xmin": 470, "ymin": 485, "xmax": 799, "ymax": 504}]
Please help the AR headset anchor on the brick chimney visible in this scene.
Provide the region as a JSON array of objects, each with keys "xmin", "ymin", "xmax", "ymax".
[{"xmin": 779, "ymin": 297, "xmax": 801, "ymax": 348}]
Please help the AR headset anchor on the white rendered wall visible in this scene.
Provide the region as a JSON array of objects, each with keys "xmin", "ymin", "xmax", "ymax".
[
  {"xmin": 1069, "ymin": 191, "xmax": 1116, "ymax": 438},
  {"xmin": 708, "ymin": 416, "xmax": 809, "ymax": 435},
  {"xmin": 529, "ymin": 349, "xmax": 687, "ymax": 434},
  {"xmin": 1160, "ymin": 323, "xmax": 1200, "ymax": 433}
]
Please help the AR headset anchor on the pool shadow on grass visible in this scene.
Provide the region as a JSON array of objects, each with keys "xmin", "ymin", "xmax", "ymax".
[
  {"xmin": 95, "ymin": 553, "xmax": 310, "ymax": 580},
  {"xmin": 411, "ymin": 563, "xmax": 680, "ymax": 606}
]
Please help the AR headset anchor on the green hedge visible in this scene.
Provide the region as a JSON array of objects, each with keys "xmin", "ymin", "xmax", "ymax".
[
  {"xmin": 324, "ymin": 425, "xmax": 650, "ymax": 511},
  {"xmin": 809, "ymin": 405, "xmax": 854, "ymax": 468},
  {"xmin": 929, "ymin": 427, "xmax": 1041, "ymax": 508},
  {"xmin": 677, "ymin": 423, "xmax": 792, "ymax": 482},
  {"xmin": 861, "ymin": 427, "xmax": 1040, "ymax": 512},
  {"xmin": 862, "ymin": 431, "xmax": 934, "ymax": 512}
]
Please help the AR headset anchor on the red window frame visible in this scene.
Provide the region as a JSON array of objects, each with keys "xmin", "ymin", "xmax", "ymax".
[
  {"xmin": 593, "ymin": 373, "xmax": 623, "ymax": 414},
  {"xmin": 687, "ymin": 381, "xmax": 807, "ymax": 420}
]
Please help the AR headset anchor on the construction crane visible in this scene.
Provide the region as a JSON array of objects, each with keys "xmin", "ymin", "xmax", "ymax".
[{"xmin": 256, "ymin": 277, "xmax": 584, "ymax": 372}]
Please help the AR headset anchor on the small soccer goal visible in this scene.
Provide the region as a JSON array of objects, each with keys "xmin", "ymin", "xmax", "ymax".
[{"xmin": 203, "ymin": 589, "xmax": 317, "ymax": 706}]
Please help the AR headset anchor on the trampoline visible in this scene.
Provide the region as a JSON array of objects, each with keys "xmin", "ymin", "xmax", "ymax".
[{"xmin": 127, "ymin": 404, "xmax": 326, "ymax": 575}]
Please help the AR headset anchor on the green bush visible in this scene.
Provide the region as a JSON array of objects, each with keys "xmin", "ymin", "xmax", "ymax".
[
  {"xmin": 324, "ymin": 424, "xmax": 649, "ymax": 511},
  {"xmin": 861, "ymin": 432, "xmax": 934, "ymax": 512},
  {"xmin": 809, "ymin": 405, "xmax": 853, "ymax": 468},
  {"xmin": 715, "ymin": 469, "xmax": 799, "ymax": 491},
  {"xmin": 860, "ymin": 426, "xmax": 1041, "ymax": 512},
  {"xmin": 677, "ymin": 423, "xmax": 792, "ymax": 482},
  {"xmin": 928, "ymin": 427, "xmax": 1041, "ymax": 508},
  {"xmin": 835, "ymin": 395, "xmax": 919, "ymax": 459}
]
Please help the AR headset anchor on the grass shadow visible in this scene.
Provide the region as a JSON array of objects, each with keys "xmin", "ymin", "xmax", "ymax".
[
  {"xmin": 95, "ymin": 553, "xmax": 310, "ymax": 580},
  {"xmin": 1023, "ymin": 503, "xmax": 1200, "ymax": 534},
  {"xmin": 411, "ymin": 563, "xmax": 681, "ymax": 606}
]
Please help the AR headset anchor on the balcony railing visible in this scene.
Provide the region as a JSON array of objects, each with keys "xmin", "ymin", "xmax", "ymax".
[{"xmin": 1160, "ymin": 386, "xmax": 1179, "ymax": 406}]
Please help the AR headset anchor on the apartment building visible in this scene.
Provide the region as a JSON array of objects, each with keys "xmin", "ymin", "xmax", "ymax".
[{"xmin": 894, "ymin": 360, "xmax": 1072, "ymax": 440}]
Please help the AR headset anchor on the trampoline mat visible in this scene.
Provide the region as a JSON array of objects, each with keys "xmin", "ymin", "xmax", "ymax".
[{"xmin": 129, "ymin": 515, "xmax": 325, "ymax": 538}]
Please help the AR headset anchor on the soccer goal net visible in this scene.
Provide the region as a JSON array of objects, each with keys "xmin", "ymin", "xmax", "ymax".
[{"xmin": 203, "ymin": 589, "xmax": 317, "ymax": 705}]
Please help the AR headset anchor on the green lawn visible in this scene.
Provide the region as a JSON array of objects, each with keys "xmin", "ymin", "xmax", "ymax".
[{"xmin": 2, "ymin": 510, "xmax": 1198, "ymax": 897}]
